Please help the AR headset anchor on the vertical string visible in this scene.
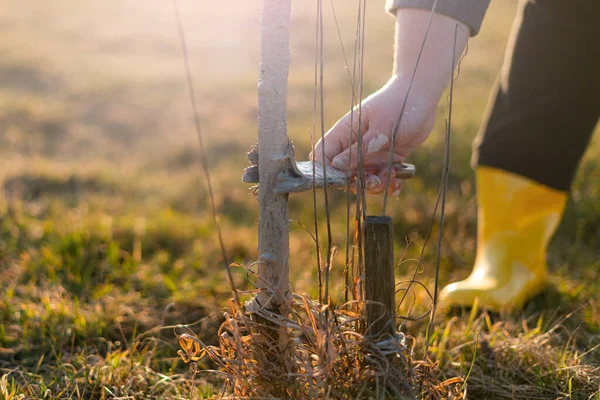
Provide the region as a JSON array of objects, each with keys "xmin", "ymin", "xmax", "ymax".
[
  {"xmin": 343, "ymin": 0, "xmax": 362, "ymax": 305},
  {"xmin": 424, "ymin": 23, "xmax": 459, "ymax": 359},
  {"xmin": 393, "ymin": 0, "xmax": 445, "ymax": 314},
  {"xmin": 318, "ymin": 0, "xmax": 334, "ymax": 304},
  {"xmin": 312, "ymin": 0, "xmax": 323, "ymax": 305},
  {"xmin": 354, "ymin": 0, "xmax": 368, "ymax": 305},
  {"xmin": 342, "ymin": 0, "xmax": 361, "ymax": 303}
]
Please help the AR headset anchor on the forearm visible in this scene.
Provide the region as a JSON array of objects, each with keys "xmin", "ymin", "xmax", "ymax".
[
  {"xmin": 386, "ymin": 0, "xmax": 490, "ymax": 36},
  {"xmin": 393, "ymin": 9, "xmax": 469, "ymax": 99}
]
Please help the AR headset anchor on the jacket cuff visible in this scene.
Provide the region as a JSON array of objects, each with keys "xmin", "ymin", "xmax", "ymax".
[{"xmin": 385, "ymin": 0, "xmax": 490, "ymax": 36}]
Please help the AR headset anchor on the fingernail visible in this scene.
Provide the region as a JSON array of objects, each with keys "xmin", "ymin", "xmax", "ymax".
[
  {"xmin": 332, "ymin": 155, "xmax": 348, "ymax": 169},
  {"xmin": 366, "ymin": 175, "xmax": 381, "ymax": 189},
  {"xmin": 392, "ymin": 189, "xmax": 401, "ymax": 197}
]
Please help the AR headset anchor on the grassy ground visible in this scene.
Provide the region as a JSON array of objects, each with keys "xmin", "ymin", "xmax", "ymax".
[{"xmin": 1, "ymin": 0, "xmax": 599, "ymax": 398}]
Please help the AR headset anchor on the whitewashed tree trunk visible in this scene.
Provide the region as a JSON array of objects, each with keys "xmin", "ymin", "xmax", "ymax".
[{"xmin": 256, "ymin": 0, "xmax": 292, "ymax": 310}]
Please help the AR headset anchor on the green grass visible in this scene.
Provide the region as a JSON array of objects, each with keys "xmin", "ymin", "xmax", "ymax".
[{"xmin": 1, "ymin": 0, "xmax": 599, "ymax": 398}]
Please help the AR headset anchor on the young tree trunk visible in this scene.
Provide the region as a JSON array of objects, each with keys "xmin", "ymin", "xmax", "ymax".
[{"xmin": 256, "ymin": 0, "xmax": 292, "ymax": 310}]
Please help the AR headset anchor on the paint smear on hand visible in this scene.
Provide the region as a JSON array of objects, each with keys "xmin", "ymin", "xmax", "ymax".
[{"xmin": 367, "ymin": 133, "xmax": 389, "ymax": 154}]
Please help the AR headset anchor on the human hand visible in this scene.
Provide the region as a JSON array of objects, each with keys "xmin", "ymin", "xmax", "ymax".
[
  {"xmin": 312, "ymin": 9, "xmax": 469, "ymax": 195},
  {"xmin": 312, "ymin": 75, "xmax": 438, "ymax": 195}
]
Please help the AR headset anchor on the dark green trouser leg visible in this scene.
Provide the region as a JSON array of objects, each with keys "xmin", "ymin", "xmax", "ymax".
[{"xmin": 472, "ymin": 0, "xmax": 600, "ymax": 191}]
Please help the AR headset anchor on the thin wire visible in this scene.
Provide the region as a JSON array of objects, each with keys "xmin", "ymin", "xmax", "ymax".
[
  {"xmin": 424, "ymin": 23, "xmax": 458, "ymax": 358},
  {"xmin": 353, "ymin": 0, "xmax": 368, "ymax": 305},
  {"xmin": 396, "ymin": 171, "xmax": 443, "ymax": 313},
  {"xmin": 312, "ymin": 0, "xmax": 323, "ymax": 305},
  {"xmin": 356, "ymin": 0, "xmax": 368, "ymax": 221},
  {"xmin": 388, "ymin": 0, "xmax": 442, "ymax": 314},
  {"xmin": 381, "ymin": 120, "xmax": 396, "ymax": 215},
  {"xmin": 344, "ymin": 0, "xmax": 362, "ymax": 304},
  {"xmin": 172, "ymin": 0, "xmax": 237, "ymax": 303},
  {"xmin": 329, "ymin": 0, "xmax": 357, "ymax": 100},
  {"xmin": 318, "ymin": 0, "xmax": 334, "ymax": 304},
  {"xmin": 397, "ymin": 23, "xmax": 469, "ymax": 319},
  {"xmin": 382, "ymin": 0, "xmax": 440, "ymax": 213}
]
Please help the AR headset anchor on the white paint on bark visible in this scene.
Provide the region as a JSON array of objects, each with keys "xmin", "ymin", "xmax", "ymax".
[{"xmin": 256, "ymin": 0, "xmax": 292, "ymax": 309}]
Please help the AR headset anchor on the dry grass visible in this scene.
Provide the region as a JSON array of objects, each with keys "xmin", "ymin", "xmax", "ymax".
[
  {"xmin": 177, "ymin": 293, "xmax": 462, "ymax": 399},
  {"xmin": 173, "ymin": 275, "xmax": 600, "ymax": 399}
]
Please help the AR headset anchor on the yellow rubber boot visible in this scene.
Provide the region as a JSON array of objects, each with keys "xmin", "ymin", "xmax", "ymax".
[{"xmin": 440, "ymin": 166, "xmax": 567, "ymax": 310}]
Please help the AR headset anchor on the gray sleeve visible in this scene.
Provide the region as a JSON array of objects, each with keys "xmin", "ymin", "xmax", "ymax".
[{"xmin": 385, "ymin": 0, "xmax": 490, "ymax": 36}]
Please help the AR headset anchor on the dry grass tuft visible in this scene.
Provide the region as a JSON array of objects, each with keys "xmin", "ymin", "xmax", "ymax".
[{"xmin": 177, "ymin": 291, "xmax": 466, "ymax": 399}]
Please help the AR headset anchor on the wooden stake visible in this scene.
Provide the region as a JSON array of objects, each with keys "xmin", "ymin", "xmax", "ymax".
[
  {"xmin": 256, "ymin": 0, "xmax": 292, "ymax": 311},
  {"xmin": 364, "ymin": 215, "xmax": 396, "ymax": 337}
]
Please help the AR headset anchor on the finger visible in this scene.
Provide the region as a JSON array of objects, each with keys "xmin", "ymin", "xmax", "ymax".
[
  {"xmin": 365, "ymin": 164, "xmax": 409, "ymax": 195},
  {"xmin": 364, "ymin": 142, "xmax": 417, "ymax": 169},
  {"xmin": 390, "ymin": 178, "xmax": 404, "ymax": 196},
  {"xmin": 367, "ymin": 168, "xmax": 395, "ymax": 194},
  {"xmin": 311, "ymin": 109, "xmax": 367, "ymax": 165},
  {"xmin": 331, "ymin": 129, "xmax": 387, "ymax": 171},
  {"xmin": 365, "ymin": 174, "xmax": 383, "ymax": 194},
  {"xmin": 363, "ymin": 151, "xmax": 405, "ymax": 172},
  {"xmin": 348, "ymin": 176, "xmax": 371, "ymax": 194},
  {"xmin": 378, "ymin": 169, "xmax": 406, "ymax": 195},
  {"xmin": 332, "ymin": 129, "xmax": 418, "ymax": 171}
]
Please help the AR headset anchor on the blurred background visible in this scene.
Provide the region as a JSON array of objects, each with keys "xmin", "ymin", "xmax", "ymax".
[{"xmin": 1, "ymin": 0, "xmax": 598, "ymax": 397}]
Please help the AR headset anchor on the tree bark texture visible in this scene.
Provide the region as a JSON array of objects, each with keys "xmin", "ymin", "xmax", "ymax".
[{"xmin": 256, "ymin": 0, "xmax": 292, "ymax": 309}]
